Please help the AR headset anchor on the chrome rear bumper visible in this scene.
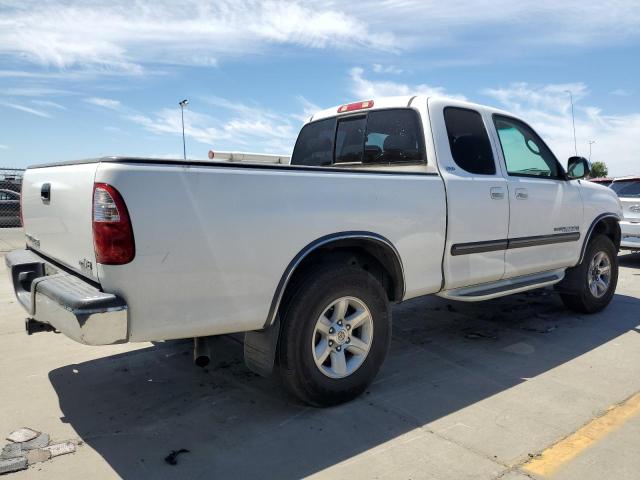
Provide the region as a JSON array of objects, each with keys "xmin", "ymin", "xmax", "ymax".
[{"xmin": 5, "ymin": 249, "xmax": 128, "ymax": 345}]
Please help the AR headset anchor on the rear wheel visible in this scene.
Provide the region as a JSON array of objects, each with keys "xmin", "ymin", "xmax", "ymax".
[
  {"xmin": 558, "ymin": 234, "xmax": 618, "ymax": 313},
  {"xmin": 277, "ymin": 264, "xmax": 391, "ymax": 406}
]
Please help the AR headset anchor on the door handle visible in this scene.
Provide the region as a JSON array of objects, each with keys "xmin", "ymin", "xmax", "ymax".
[
  {"xmin": 40, "ymin": 183, "xmax": 51, "ymax": 203},
  {"xmin": 515, "ymin": 188, "xmax": 528, "ymax": 200},
  {"xmin": 490, "ymin": 187, "xmax": 505, "ymax": 200}
]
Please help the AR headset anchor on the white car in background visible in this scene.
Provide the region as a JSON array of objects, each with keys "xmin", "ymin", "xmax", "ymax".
[{"xmin": 609, "ymin": 176, "xmax": 640, "ymax": 250}]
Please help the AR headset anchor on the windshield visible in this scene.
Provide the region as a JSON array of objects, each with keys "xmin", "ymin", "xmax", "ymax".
[{"xmin": 611, "ymin": 180, "xmax": 640, "ymax": 197}]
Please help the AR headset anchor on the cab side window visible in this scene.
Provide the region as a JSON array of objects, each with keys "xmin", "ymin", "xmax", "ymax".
[
  {"xmin": 493, "ymin": 115, "xmax": 561, "ymax": 179},
  {"xmin": 443, "ymin": 107, "xmax": 496, "ymax": 175}
]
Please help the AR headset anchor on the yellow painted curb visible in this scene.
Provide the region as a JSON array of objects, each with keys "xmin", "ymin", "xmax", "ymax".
[{"xmin": 524, "ymin": 392, "xmax": 640, "ymax": 477}]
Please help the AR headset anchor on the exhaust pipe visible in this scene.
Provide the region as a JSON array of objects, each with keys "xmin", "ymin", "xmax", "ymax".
[{"xmin": 193, "ymin": 337, "xmax": 211, "ymax": 368}]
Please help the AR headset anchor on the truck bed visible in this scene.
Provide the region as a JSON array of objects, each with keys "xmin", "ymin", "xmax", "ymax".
[{"xmin": 21, "ymin": 157, "xmax": 446, "ymax": 341}]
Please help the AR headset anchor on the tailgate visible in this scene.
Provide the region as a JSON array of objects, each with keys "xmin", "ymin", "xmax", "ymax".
[{"xmin": 22, "ymin": 162, "xmax": 99, "ymax": 281}]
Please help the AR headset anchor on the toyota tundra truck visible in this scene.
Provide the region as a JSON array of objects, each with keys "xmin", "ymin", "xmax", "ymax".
[{"xmin": 6, "ymin": 96, "xmax": 622, "ymax": 406}]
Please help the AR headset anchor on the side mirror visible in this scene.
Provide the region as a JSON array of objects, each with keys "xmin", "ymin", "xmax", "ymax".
[{"xmin": 567, "ymin": 156, "xmax": 590, "ymax": 179}]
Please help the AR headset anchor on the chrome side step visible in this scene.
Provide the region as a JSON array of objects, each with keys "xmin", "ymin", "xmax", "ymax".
[{"xmin": 437, "ymin": 269, "xmax": 565, "ymax": 302}]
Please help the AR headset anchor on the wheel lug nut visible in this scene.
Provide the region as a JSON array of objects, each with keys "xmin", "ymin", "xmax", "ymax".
[
  {"xmin": 336, "ymin": 346, "xmax": 341, "ymax": 351},
  {"xmin": 338, "ymin": 320, "xmax": 343, "ymax": 326},
  {"xmin": 346, "ymin": 338, "xmax": 350, "ymax": 344},
  {"xmin": 346, "ymin": 324, "xmax": 351, "ymax": 330},
  {"xmin": 329, "ymin": 327, "xmax": 334, "ymax": 334}
]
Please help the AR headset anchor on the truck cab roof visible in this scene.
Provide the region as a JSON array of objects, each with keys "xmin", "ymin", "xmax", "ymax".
[{"xmin": 308, "ymin": 95, "xmax": 512, "ymax": 124}]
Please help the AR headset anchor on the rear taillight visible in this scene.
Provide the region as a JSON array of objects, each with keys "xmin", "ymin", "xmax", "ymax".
[{"xmin": 92, "ymin": 183, "xmax": 135, "ymax": 265}]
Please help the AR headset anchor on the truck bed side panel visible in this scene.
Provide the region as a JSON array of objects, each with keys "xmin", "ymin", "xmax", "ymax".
[{"xmin": 95, "ymin": 162, "xmax": 447, "ymax": 341}]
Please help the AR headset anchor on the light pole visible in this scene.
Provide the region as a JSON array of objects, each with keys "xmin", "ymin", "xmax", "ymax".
[
  {"xmin": 179, "ymin": 99, "xmax": 189, "ymax": 160},
  {"xmin": 565, "ymin": 90, "xmax": 577, "ymax": 156},
  {"xmin": 588, "ymin": 140, "xmax": 596, "ymax": 161}
]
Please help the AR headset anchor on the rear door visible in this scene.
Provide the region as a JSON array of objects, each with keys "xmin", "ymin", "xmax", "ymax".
[
  {"xmin": 22, "ymin": 162, "xmax": 99, "ymax": 281},
  {"xmin": 429, "ymin": 99, "xmax": 510, "ymax": 289},
  {"xmin": 490, "ymin": 115, "xmax": 583, "ymax": 277}
]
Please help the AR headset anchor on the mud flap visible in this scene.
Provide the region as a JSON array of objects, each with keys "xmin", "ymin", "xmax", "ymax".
[{"xmin": 243, "ymin": 315, "xmax": 280, "ymax": 377}]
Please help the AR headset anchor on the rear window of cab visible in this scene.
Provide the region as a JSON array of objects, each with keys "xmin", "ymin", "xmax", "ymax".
[{"xmin": 291, "ymin": 109, "xmax": 426, "ymax": 167}]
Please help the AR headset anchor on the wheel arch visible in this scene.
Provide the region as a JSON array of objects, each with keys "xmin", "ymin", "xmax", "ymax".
[
  {"xmin": 263, "ymin": 231, "xmax": 405, "ymax": 329},
  {"xmin": 578, "ymin": 213, "xmax": 621, "ymax": 264}
]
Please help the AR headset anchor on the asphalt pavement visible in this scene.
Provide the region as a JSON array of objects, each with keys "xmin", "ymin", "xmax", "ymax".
[{"xmin": 1, "ymin": 233, "xmax": 639, "ymax": 479}]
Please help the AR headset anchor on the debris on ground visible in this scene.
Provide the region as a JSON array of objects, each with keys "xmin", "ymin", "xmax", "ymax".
[
  {"xmin": 465, "ymin": 331, "xmax": 498, "ymax": 340},
  {"xmin": 0, "ymin": 428, "xmax": 78, "ymax": 475},
  {"xmin": 43, "ymin": 442, "xmax": 76, "ymax": 458},
  {"xmin": 25, "ymin": 448, "xmax": 51, "ymax": 465},
  {"xmin": 0, "ymin": 457, "xmax": 28, "ymax": 475},
  {"xmin": 164, "ymin": 449, "xmax": 190, "ymax": 465},
  {"xmin": 20, "ymin": 433, "xmax": 49, "ymax": 450},
  {"xmin": 6, "ymin": 428, "xmax": 38, "ymax": 444},
  {"xmin": 523, "ymin": 325, "xmax": 558, "ymax": 334}
]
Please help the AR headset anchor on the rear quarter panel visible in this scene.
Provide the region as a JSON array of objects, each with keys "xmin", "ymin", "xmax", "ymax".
[{"xmin": 95, "ymin": 162, "xmax": 447, "ymax": 341}]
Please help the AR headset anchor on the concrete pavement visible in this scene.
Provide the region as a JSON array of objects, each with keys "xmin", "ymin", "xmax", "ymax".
[
  {"xmin": 0, "ymin": 228, "xmax": 23, "ymax": 253},
  {"xmin": 1, "ymin": 249, "xmax": 639, "ymax": 479}
]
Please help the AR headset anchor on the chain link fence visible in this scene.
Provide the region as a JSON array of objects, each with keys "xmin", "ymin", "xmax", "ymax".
[{"xmin": 0, "ymin": 168, "xmax": 24, "ymax": 228}]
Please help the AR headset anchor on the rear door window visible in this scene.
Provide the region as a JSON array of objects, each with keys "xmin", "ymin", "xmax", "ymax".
[{"xmin": 443, "ymin": 107, "xmax": 496, "ymax": 175}]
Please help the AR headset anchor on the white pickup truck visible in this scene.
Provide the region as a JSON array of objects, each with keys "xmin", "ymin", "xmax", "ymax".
[{"xmin": 7, "ymin": 96, "xmax": 622, "ymax": 406}]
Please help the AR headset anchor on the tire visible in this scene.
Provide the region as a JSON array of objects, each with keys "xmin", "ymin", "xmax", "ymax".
[
  {"xmin": 558, "ymin": 234, "xmax": 618, "ymax": 313},
  {"xmin": 277, "ymin": 263, "xmax": 391, "ymax": 407}
]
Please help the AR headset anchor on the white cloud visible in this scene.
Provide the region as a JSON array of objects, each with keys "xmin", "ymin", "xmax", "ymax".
[
  {"xmin": 2, "ymin": 86, "xmax": 72, "ymax": 97},
  {"xmin": 0, "ymin": 144, "xmax": 9, "ymax": 150},
  {"xmin": 372, "ymin": 64, "xmax": 403, "ymax": 75},
  {"xmin": 341, "ymin": 1, "xmax": 640, "ymax": 48},
  {"xmin": 0, "ymin": 100, "xmax": 51, "ymax": 118},
  {"xmin": 484, "ymin": 82, "xmax": 640, "ymax": 176},
  {"xmin": 31, "ymin": 99, "xmax": 66, "ymax": 110},
  {"xmin": 0, "ymin": 1, "xmax": 393, "ymax": 73},
  {"xmin": 350, "ymin": 67, "xmax": 465, "ymax": 100},
  {"xmin": 0, "ymin": 70, "xmax": 62, "ymax": 78},
  {"xmin": 2, "ymin": 1, "xmax": 637, "ymax": 76},
  {"xmin": 85, "ymin": 97, "xmax": 123, "ymax": 111},
  {"xmin": 610, "ymin": 89, "xmax": 634, "ymax": 97},
  {"xmin": 484, "ymin": 82, "xmax": 588, "ymax": 116},
  {"xmin": 125, "ymin": 96, "xmax": 312, "ymax": 154},
  {"xmin": 292, "ymin": 96, "xmax": 323, "ymax": 122}
]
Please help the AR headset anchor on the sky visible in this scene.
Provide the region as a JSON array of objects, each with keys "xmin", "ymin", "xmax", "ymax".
[{"xmin": 0, "ymin": 0, "xmax": 639, "ymax": 175}]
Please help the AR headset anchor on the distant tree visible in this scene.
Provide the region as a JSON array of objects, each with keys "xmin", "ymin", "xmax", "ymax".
[{"xmin": 590, "ymin": 161, "xmax": 609, "ymax": 178}]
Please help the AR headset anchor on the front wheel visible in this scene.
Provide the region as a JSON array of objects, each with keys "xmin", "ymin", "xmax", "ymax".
[
  {"xmin": 558, "ymin": 234, "xmax": 618, "ymax": 313},
  {"xmin": 277, "ymin": 264, "xmax": 391, "ymax": 407}
]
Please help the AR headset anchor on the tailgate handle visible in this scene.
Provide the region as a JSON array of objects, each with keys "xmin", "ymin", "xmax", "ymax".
[{"xmin": 41, "ymin": 183, "xmax": 51, "ymax": 203}]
